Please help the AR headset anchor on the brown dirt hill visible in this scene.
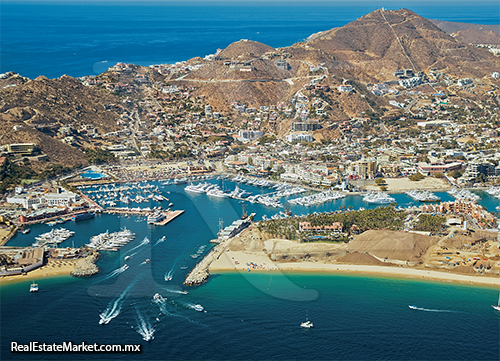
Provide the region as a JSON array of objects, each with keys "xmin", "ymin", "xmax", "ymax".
[
  {"xmin": 431, "ymin": 20, "xmax": 500, "ymax": 45},
  {"xmin": 306, "ymin": 9, "xmax": 500, "ymax": 78},
  {"xmin": 347, "ymin": 230, "xmax": 437, "ymax": 262},
  {"xmin": 218, "ymin": 40, "xmax": 275, "ymax": 60},
  {"xmin": 336, "ymin": 251, "xmax": 386, "ymax": 265},
  {"xmin": 0, "ymin": 113, "xmax": 88, "ymax": 169},
  {"xmin": 0, "ymin": 75, "xmax": 120, "ymax": 134}
]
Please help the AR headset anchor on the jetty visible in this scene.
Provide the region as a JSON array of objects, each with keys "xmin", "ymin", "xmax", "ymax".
[
  {"xmin": 71, "ymin": 252, "xmax": 100, "ymax": 277},
  {"xmin": 184, "ymin": 243, "xmax": 228, "ymax": 285}
]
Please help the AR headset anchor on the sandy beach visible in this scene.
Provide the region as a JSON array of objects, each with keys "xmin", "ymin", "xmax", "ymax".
[
  {"xmin": 200, "ymin": 225, "xmax": 500, "ymax": 287},
  {"xmin": 0, "ymin": 258, "xmax": 78, "ymax": 284},
  {"xmin": 210, "ymin": 250, "xmax": 500, "ymax": 286}
]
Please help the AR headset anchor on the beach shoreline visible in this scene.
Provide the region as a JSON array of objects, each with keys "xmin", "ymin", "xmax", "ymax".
[
  {"xmin": 210, "ymin": 255, "xmax": 500, "ymax": 287},
  {"xmin": 0, "ymin": 259, "xmax": 78, "ymax": 285}
]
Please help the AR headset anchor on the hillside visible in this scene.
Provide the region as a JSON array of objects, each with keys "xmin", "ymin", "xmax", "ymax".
[
  {"xmin": 0, "ymin": 75, "xmax": 122, "ymax": 169},
  {"xmin": 431, "ymin": 20, "xmax": 500, "ymax": 45},
  {"xmin": 306, "ymin": 9, "xmax": 500, "ymax": 77}
]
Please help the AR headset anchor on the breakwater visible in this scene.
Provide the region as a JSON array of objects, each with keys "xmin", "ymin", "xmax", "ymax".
[{"xmin": 71, "ymin": 252, "xmax": 100, "ymax": 277}]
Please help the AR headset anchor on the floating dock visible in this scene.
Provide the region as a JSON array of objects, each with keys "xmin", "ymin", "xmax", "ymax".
[{"xmin": 154, "ymin": 210, "xmax": 184, "ymax": 226}]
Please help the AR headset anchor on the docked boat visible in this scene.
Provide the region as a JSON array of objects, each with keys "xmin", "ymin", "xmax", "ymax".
[
  {"xmin": 30, "ymin": 282, "xmax": 38, "ymax": 292},
  {"xmin": 147, "ymin": 212, "xmax": 166, "ymax": 224},
  {"xmin": 362, "ymin": 191, "xmax": 396, "ymax": 204},
  {"xmin": 405, "ymin": 190, "xmax": 441, "ymax": 202},
  {"xmin": 72, "ymin": 212, "xmax": 95, "ymax": 221},
  {"xmin": 21, "ymin": 228, "xmax": 30, "ymax": 234}
]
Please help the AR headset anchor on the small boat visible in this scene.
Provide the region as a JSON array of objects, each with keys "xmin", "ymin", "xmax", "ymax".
[
  {"xmin": 193, "ymin": 304, "xmax": 204, "ymax": 312},
  {"xmin": 124, "ymin": 256, "xmax": 130, "ymax": 261},
  {"xmin": 153, "ymin": 293, "xmax": 162, "ymax": 301},
  {"xmin": 168, "ymin": 203, "xmax": 174, "ymax": 207},
  {"xmin": 165, "ymin": 275, "xmax": 172, "ymax": 281},
  {"xmin": 180, "ymin": 266, "xmax": 188, "ymax": 270},
  {"xmin": 145, "ymin": 259, "xmax": 150, "ymax": 264},
  {"xmin": 409, "ymin": 305, "xmax": 418, "ymax": 310},
  {"xmin": 492, "ymin": 294, "xmax": 500, "ymax": 311},
  {"xmin": 179, "ymin": 291, "xmax": 188, "ymax": 295},
  {"xmin": 300, "ymin": 320, "xmax": 313, "ymax": 328},
  {"xmin": 30, "ymin": 282, "xmax": 38, "ymax": 292},
  {"xmin": 21, "ymin": 228, "xmax": 30, "ymax": 234}
]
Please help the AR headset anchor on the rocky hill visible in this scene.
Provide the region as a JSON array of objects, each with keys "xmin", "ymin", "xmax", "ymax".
[
  {"xmin": 0, "ymin": 75, "xmax": 122, "ymax": 169},
  {"xmin": 431, "ymin": 20, "xmax": 500, "ymax": 45},
  {"xmin": 170, "ymin": 8, "xmax": 500, "ymax": 118}
]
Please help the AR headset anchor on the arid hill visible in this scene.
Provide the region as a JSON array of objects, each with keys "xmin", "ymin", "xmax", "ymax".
[
  {"xmin": 0, "ymin": 75, "xmax": 121, "ymax": 169},
  {"xmin": 0, "ymin": 75, "xmax": 120, "ymax": 133},
  {"xmin": 347, "ymin": 230, "xmax": 437, "ymax": 263},
  {"xmin": 431, "ymin": 20, "xmax": 500, "ymax": 45},
  {"xmin": 306, "ymin": 9, "xmax": 500, "ymax": 77},
  {"xmin": 218, "ymin": 40, "xmax": 275, "ymax": 60}
]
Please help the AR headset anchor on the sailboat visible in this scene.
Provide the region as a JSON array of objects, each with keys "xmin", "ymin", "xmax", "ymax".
[
  {"xmin": 492, "ymin": 294, "xmax": 500, "ymax": 311},
  {"xmin": 300, "ymin": 310, "xmax": 313, "ymax": 328}
]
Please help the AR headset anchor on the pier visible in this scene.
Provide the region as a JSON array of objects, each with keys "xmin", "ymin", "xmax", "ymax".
[{"xmin": 154, "ymin": 210, "xmax": 184, "ymax": 226}]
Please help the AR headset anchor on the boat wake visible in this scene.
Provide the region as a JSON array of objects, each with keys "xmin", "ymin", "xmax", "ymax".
[
  {"xmin": 186, "ymin": 303, "xmax": 205, "ymax": 312},
  {"xmin": 164, "ymin": 287, "xmax": 188, "ymax": 295},
  {"xmin": 409, "ymin": 305, "xmax": 457, "ymax": 313},
  {"xmin": 124, "ymin": 237, "xmax": 150, "ymax": 255},
  {"xmin": 164, "ymin": 269, "xmax": 174, "ymax": 281},
  {"xmin": 93, "ymin": 264, "xmax": 129, "ymax": 285},
  {"xmin": 154, "ymin": 236, "xmax": 166, "ymax": 245},
  {"xmin": 99, "ymin": 283, "xmax": 133, "ymax": 324},
  {"xmin": 134, "ymin": 309, "xmax": 156, "ymax": 342}
]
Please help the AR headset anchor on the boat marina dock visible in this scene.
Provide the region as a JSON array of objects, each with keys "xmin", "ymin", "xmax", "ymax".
[{"xmin": 153, "ymin": 210, "xmax": 184, "ymax": 226}]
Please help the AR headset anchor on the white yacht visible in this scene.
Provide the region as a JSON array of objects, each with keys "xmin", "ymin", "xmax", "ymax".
[
  {"xmin": 362, "ymin": 191, "xmax": 396, "ymax": 204},
  {"xmin": 30, "ymin": 282, "xmax": 38, "ymax": 292}
]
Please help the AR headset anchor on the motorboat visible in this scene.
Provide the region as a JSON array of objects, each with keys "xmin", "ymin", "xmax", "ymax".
[
  {"xmin": 300, "ymin": 320, "xmax": 313, "ymax": 328},
  {"xmin": 492, "ymin": 294, "xmax": 500, "ymax": 311},
  {"xmin": 193, "ymin": 304, "xmax": 204, "ymax": 312},
  {"xmin": 408, "ymin": 305, "xmax": 418, "ymax": 310},
  {"xmin": 30, "ymin": 282, "xmax": 38, "ymax": 292},
  {"xmin": 153, "ymin": 293, "xmax": 162, "ymax": 301}
]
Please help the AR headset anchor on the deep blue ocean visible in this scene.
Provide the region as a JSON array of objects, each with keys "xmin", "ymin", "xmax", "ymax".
[
  {"xmin": 1, "ymin": 2, "xmax": 500, "ymax": 359},
  {"xmin": 1, "ymin": 179, "xmax": 500, "ymax": 360}
]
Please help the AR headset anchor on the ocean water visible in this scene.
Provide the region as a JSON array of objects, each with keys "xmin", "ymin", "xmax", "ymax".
[
  {"xmin": 1, "ymin": 180, "xmax": 499, "ymax": 360},
  {"xmin": 1, "ymin": 1, "xmax": 499, "ymax": 79}
]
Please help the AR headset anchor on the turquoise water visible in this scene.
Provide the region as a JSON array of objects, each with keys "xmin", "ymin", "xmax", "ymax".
[{"xmin": 1, "ymin": 181, "xmax": 499, "ymax": 360}]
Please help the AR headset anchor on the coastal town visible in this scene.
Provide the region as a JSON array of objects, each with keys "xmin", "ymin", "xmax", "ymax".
[{"xmin": 0, "ymin": 8, "xmax": 499, "ymax": 286}]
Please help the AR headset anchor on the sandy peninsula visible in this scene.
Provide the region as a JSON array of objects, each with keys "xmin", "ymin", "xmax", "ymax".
[{"xmin": 202, "ymin": 226, "xmax": 500, "ymax": 287}]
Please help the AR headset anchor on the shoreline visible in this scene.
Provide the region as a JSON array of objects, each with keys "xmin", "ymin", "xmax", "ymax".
[
  {"xmin": 0, "ymin": 259, "xmax": 78, "ymax": 285},
  {"xmin": 210, "ymin": 261, "xmax": 500, "ymax": 287}
]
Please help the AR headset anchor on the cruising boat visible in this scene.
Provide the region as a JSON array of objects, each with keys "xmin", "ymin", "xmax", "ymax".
[
  {"xmin": 153, "ymin": 293, "xmax": 162, "ymax": 301},
  {"xmin": 492, "ymin": 294, "xmax": 500, "ymax": 311},
  {"xmin": 30, "ymin": 282, "xmax": 38, "ymax": 292},
  {"xmin": 408, "ymin": 305, "xmax": 418, "ymax": 310},
  {"xmin": 192, "ymin": 304, "xmax": 204, "ymax": 312},
  {"xmin": 300, "ymin": 320, "xmax": 313, "ymax": 328},
  {"xmin": 21, "ymin": 228, "xmax": 30, "ymax": 234}
]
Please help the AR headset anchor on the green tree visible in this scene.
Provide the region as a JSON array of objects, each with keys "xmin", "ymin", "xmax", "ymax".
[{"xmin": 409, "ymin": 173, "xmax": 425, "ymax": 181}]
